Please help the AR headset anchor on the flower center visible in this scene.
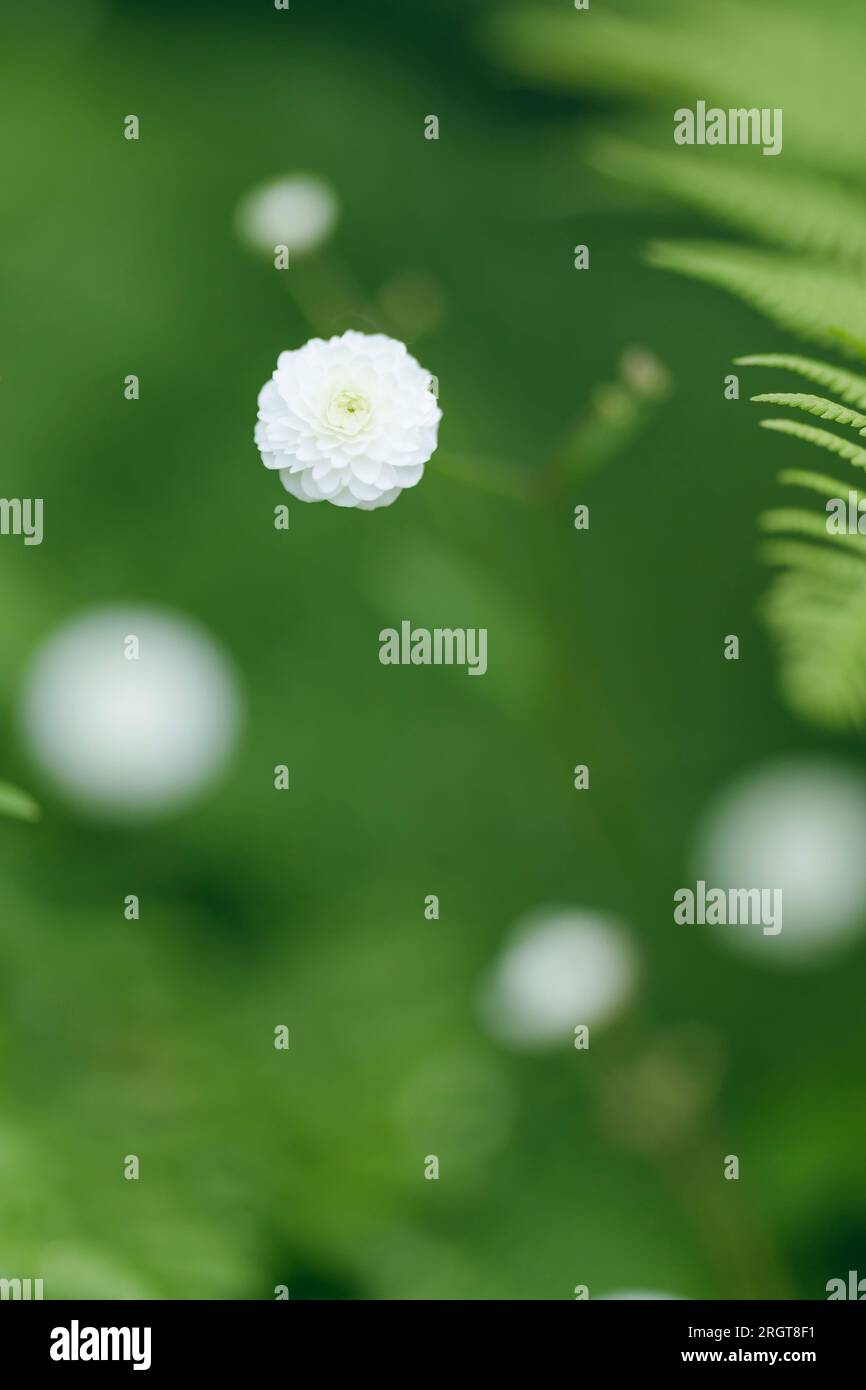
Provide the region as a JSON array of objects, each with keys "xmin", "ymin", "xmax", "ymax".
[{"xmin": 327, "ymin": 386, "xmax": 372, "ymax": 436}]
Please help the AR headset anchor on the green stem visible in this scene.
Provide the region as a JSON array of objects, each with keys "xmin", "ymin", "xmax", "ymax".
[
  {"xmin": 281, "ymin": 248, "xmax": 389, "ymax": 339},
  {"xmin": 430, "ymin": 450, "xmax": 535, "ymax": 504}
]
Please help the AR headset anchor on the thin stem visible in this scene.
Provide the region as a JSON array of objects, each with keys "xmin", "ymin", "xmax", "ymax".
[
  {"xmin": 281, "ymin": 248, "xmax": 389, "ymax": 339},
  {"xmin": 431, "ymin": 450, "xmax": 536, "ymax": 504}
]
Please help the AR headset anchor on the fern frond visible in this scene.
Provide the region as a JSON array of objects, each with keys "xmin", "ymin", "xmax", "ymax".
[
  {"xmin": 647, "ymin": 243, "xmax": 866, "ymax": 349},
  {"xmin": 485, "ymin": 3, "xmax": 866, "ymax": 728},
  {"xmin": 483, "ymin": 2, "xmax": 866, "ymax": 177},
  {"xmin": 762, "ymin": 555, "xmax": 866, "ymax": 728},
  {"xmin": 585, "ymin": 139, "xmax": 866, "ymax": 267},
  {"xmin": 758, "ymin": 418, "xmax": 866, "ymax": 470},
  {"xmin": 741, "ymin": 351, "xmax": 866, "ymax": 727},
  {"xmin": 829, "ymin": 329, "xmax": 866, "ymax": 361},
  {"xmin": 777, "ymin": 469, "xmax": 860, "ymax": 501},
  {"xmin": 482, "ymin": 8, "xmax": 717, "ymax": 100},
  {"xmin": 760, "ymin": 539, "xmax": 866, "ymax": 578},
  {"xmin": 760, "ymin": 508, "xmax": 864, "ymax": 551},
  {"xmin": 735, "ymin": 355, "xmax": 866, "ymax": 409},
  {"xmin": 751, "ymin": 394, "xmax": 866, "ymax": 433}
]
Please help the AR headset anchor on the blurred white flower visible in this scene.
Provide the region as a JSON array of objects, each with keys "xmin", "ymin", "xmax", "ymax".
[
  {"xmin": 693, "ymin": 756, "xmax": 866, "ymax": 963},
  {"xmin": 20, "ymin": 607, "xmax": 241, "ymax": 818},
  {"xmin": 255, "ymin": 330, "xmax": 441, "ymax": 510},
  {"xmin": 477, "ymin": 908, "xmax": 638, "ymax": 1048},
  {"xmin": 235, "ymin": 174, "xmax": 339, "ymax": 257}
]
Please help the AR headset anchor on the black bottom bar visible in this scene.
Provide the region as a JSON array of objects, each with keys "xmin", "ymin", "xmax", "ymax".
[{"xmin": 2, "ymin": 1299, "xmax": 861, "ymax": 1375}]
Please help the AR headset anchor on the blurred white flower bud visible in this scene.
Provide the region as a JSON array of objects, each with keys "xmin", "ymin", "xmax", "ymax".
[
  {"xmin": 20, "ymin": 606, "xmax": 242, "ymax": 818},
  {"xmin": 619, "ymin": 345, "xmax": 671, "ymax": 400},
  {"xmin": 235, "ymin": 174, "xmax": 339, "ymax": 258},
  {"xmin": 477, "ymin": 908, "xmax": 638, "ymax": 1048},
  {"xmin": 693, "ymin": 756, "xmax": 866, "ymax": 963}
]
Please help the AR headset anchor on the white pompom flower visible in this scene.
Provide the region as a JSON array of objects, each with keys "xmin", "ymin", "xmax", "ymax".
[{"xmin": 255, "ymin": 330, "xmax": 442, "ymax": 510}]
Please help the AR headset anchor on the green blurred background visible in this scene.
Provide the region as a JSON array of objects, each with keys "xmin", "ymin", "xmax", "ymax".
[{"xmin": 0, "ymin": 0, "xmax": 864, "ymax": 1299}]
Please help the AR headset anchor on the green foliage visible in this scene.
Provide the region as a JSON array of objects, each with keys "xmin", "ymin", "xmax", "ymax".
[
  {"xmin": 759, "ymin": 420, "xmax": 866, "ymax": 472},
  {"xmin": 484, "ymin": 2, "xmax": 866, "ymax": 725},
  {"xmin": 735, "ymin": 356, "xmax": 866, "ymax": 410},
  {"xmin": 644, "ymin": 229, "xmax": 866, "ymax": 729},
  {"xmin": 0, "ymin": 780, "xmax": 40, "ymax": 822},
  {"xmin": 585, "ymin": 139, "xmax": 866, "ymax": 268},
  {"xmin": 761, "ymin": 542, "xmax": 866, "ymax": 730},
  {"xmin": 740, "ymin": 357, "xmax": 866, "ymax": 727},
  {"xmin": 483, "ymin": 1, "xmax": 866, "ymax": 175},
  {"xmin": 751, "ymin": 394, "xmax": 866, "ymax": 433},
  {"xmin": 647, "ymin": 243, "xmax": 866, "ymax": 350}
]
